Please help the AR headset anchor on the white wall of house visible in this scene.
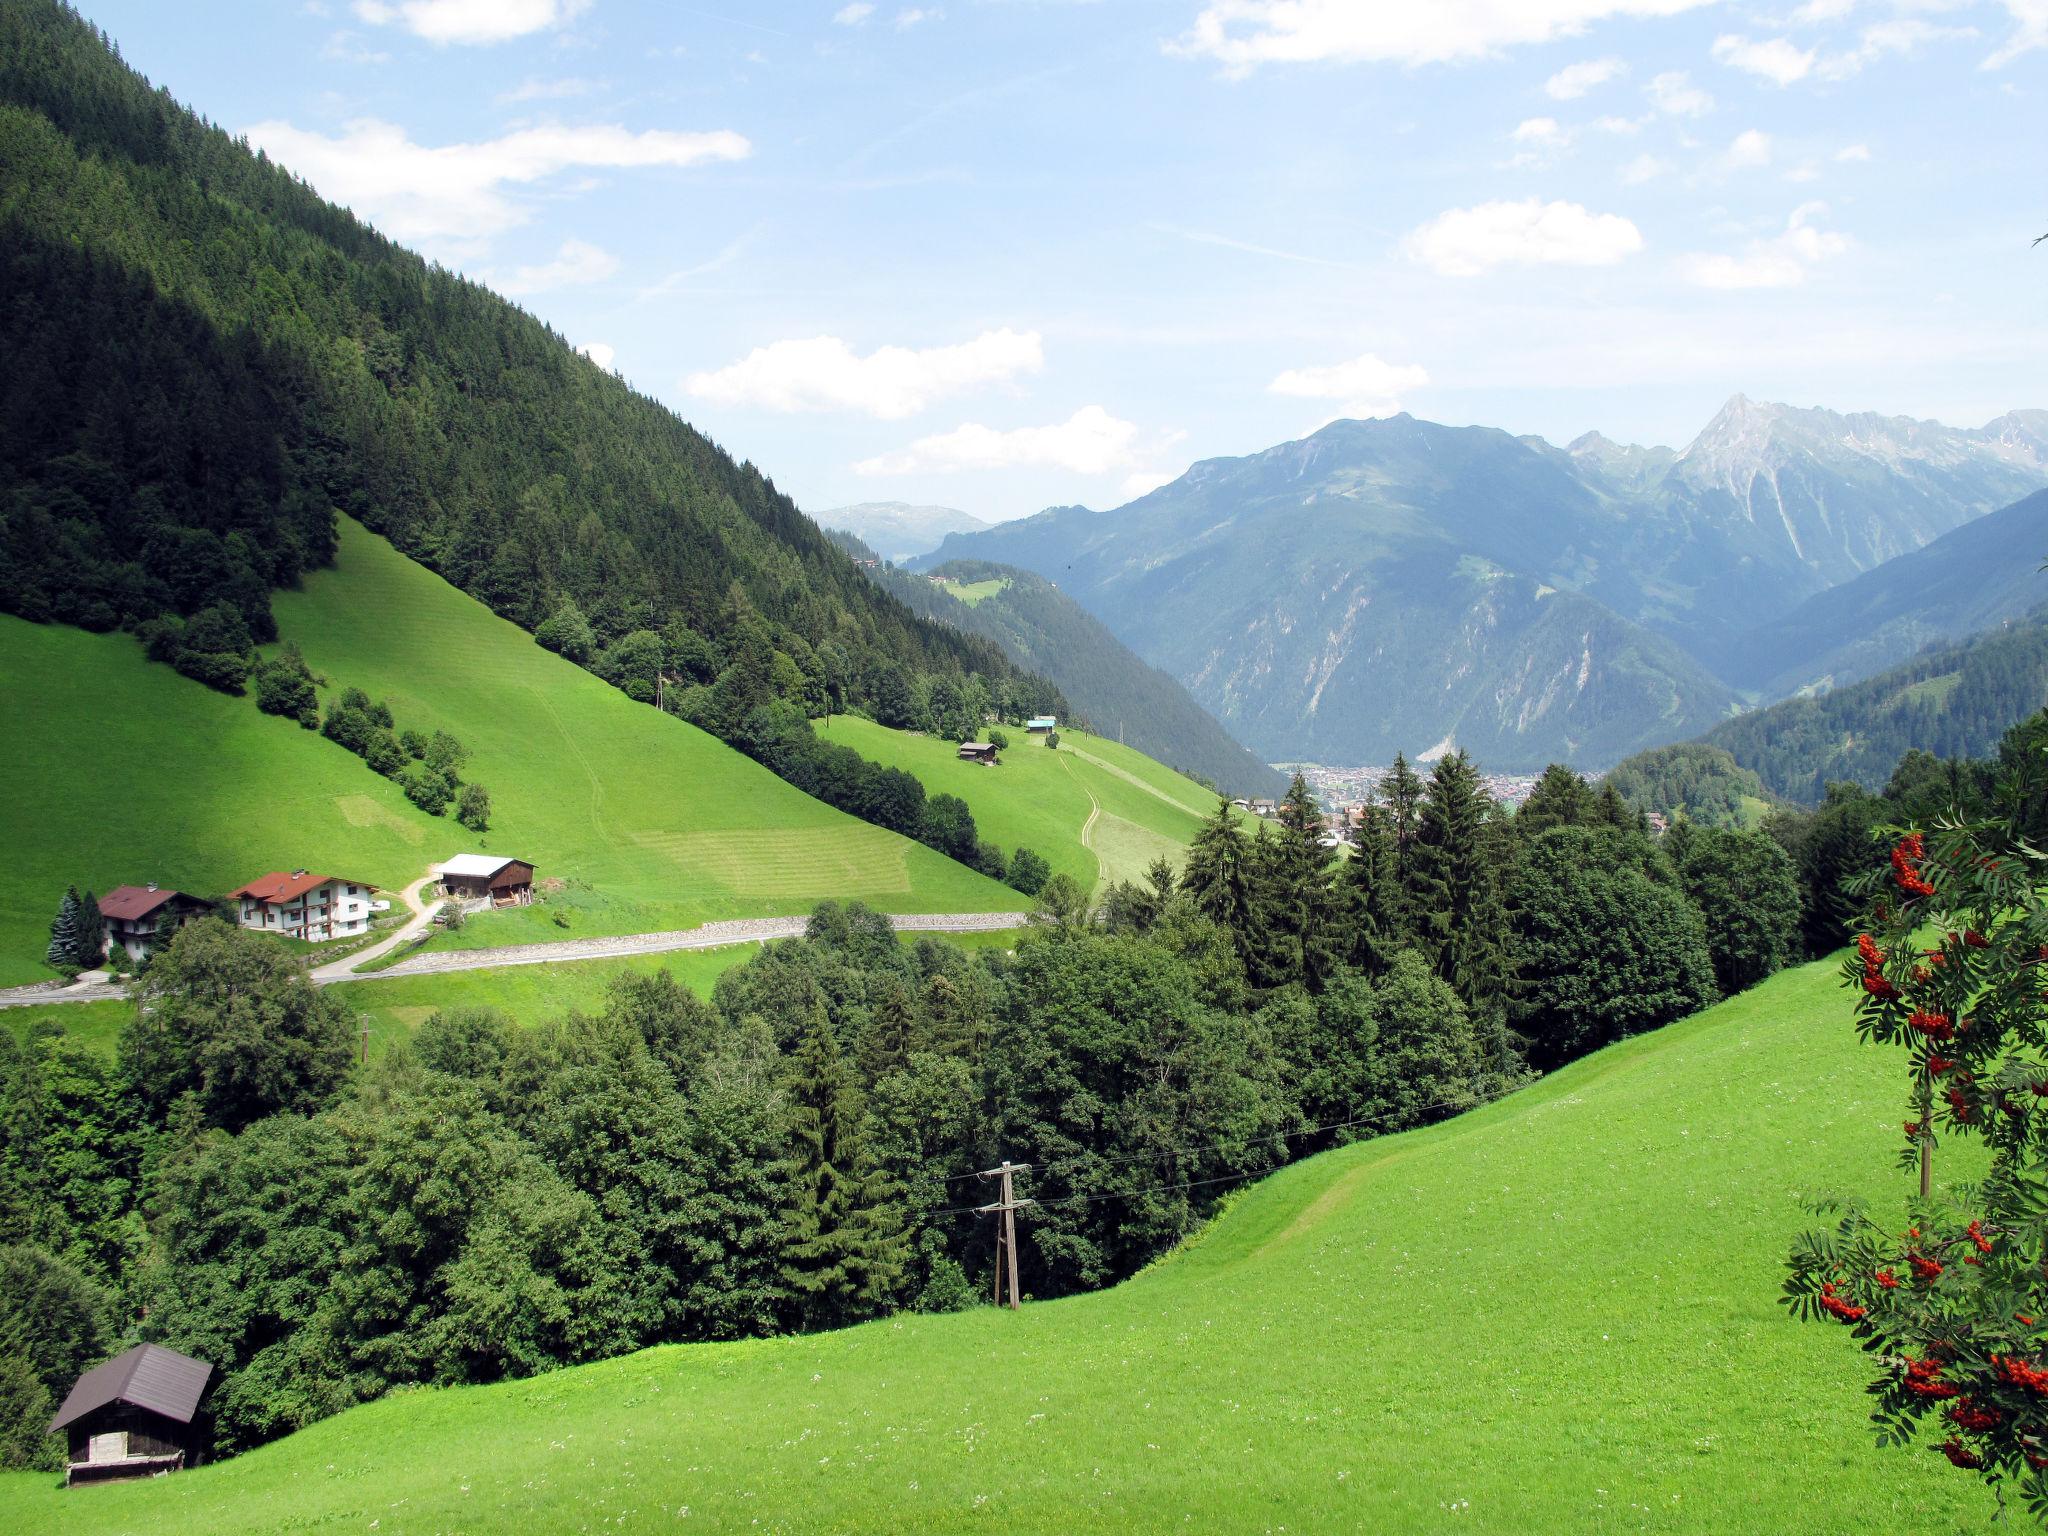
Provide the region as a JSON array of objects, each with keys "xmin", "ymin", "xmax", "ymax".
[{"xmin": 235, "ymin": 880, "xmax": 374, "ymax": 942}]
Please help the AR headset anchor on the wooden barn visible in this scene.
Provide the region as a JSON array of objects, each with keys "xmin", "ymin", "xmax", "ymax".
[
  {"xmin": 957, "ymin": 742, "xmax": 1000, "ymax": 764},
  {"xmin": 439, "ymin": 854, "xmax": 536, "ymax": 909},
  {"xmin": 49, "ymin": 1343, "xmax": 213, "ymax": 1486}
]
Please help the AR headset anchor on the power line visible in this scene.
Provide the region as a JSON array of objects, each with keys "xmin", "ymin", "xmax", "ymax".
[
  {"xmin": 929, "ymin": 1086, "xmax": 1516, "ymax": 1220},
  {"xmin": 936, "ymin": 1090, "xmax": 1507, "ymax": 1191}
]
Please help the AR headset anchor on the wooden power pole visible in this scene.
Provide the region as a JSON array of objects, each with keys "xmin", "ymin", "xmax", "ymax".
[{"xmin": 976, "ymin": 1161, "xmax": 1035, "ymax": 1310}]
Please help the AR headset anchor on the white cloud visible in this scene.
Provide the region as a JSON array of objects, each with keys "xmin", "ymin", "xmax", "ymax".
[
  {"xmin": 855, "ymin": 406, "xmax": 1141, "ymax": 476},
  {"xmin": 490, "ymin": 238, "xmax": 619, "ymax": 295},
  {"xmin": 1985, "ymin": 1, "xmax": 2048, "ymax": 68},
  {"xmin": 1619, "ymin": 152, "xmax": 1668, "ymax": 183},
  {"xmin": 241, "ymin": 119, "xmax": 751, "ymax": 247},
  {"xmin": 1724, "ymin": 128, "xmax": 1773, "ymax": 169},
  {"xmin": 1680, "ymin": 202, "xmax": 1848, "ymax": 288},
  {"xmin": 833, "ymin": 2, "xmax": 875, "ymax": 23},
  {"xmin": 1512, "ymin": 116, "xmax": 1568, "ymax": 144},
  {"xmin": 1269, "ymin": 351, "xmax": 1429, "ymax": 418},
  {"xmin": 1166, "ymin": 0, "xmax": 1714, "ymax": 73},
  {"xmin": 1404, "ymin": 198, "xmax": 1643, "ymax": 277},
  {"xmin": 685, "ymin": 329, "xmax": 1043, "ymax": 419},
  {"xmin": 1591, "ymin": 114, "xmax": 1643, "ymax": 134},
  {"xmin": 352, "ymin": 0, "xmax": 590, "ymax": 45},
  {"xmin": 1546, "ymin": 56, "xmax": 1626, "ymax": 99},
  {"xmin": 1646, "ymin": 69, "xmax": 1713, "ymax": 116},
  {"xmin": 1711, "ymin": 33, "xmax": 1815, "ymax": 85},
  {"xmin": 580, "ymin": 341, "xmax": 616, "ymax": 370},
  {"xmin": 895, "ymin": 6, "xmax": 942, "ymax": 28},
  {"xmin": 1835, "ymin": 141, "xmax": 1871, "ymax": 161}
]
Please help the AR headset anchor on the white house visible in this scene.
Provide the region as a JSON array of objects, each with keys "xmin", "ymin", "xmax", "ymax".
[{"xmin": 227, "ymin": 871, "xmax": 374, "ymax": 943}]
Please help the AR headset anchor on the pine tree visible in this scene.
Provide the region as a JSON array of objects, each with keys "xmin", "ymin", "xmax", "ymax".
[
  {"xmin": 1339, "ymin": 803, "xmax": 1402, "ymax": 977},
  {"xmin": 1262, "ymin": 774, "xmax": 1340, "ymax": 991},
  {"xmin": 1181, "ymin": 798, "xmax": 1254, "ymax": 936},
  {"xmin": 44, "ymin": 887, "xmax": 82, "ymax": 972},
  {"xmin": 781, "ymin": 1006, "xmax": 907, "ymax": 1330},
  {"xmin": 75, "ymin": 891, "xmax": 106, "ymax": 970},
  {"xmin": 1408, "ymin": 754, "xmax": 1513, "ymax": 1029}
]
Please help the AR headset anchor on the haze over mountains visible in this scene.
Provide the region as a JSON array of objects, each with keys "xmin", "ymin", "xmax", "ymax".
[
  {"xmin": 812, "ymin": 501, "xmax": 990, "ymax": 563},
  {"xmin": 922, "ymin": 399, "xmax": 2048, "ymax": 771}
]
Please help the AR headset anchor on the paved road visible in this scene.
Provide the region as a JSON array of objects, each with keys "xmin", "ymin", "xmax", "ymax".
[
  {"xmin": 0, "ymin": 910, "xmax": 1029, "ymax": 1009},
  {"xmin": 308, "ymin": 874, "xmax": 441, "ymax": 983}
]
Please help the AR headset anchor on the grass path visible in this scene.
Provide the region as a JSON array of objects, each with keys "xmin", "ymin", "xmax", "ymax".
[
  {"xmin": 1060, "ymin": 754, "xmax": 1108, "ymax": 886},
  {"xmin": 0, "ymin": 953, "xmax": 1992, "ymax": 1534}
]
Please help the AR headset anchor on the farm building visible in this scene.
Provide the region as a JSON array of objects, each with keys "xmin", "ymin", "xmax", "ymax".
[
  {"xmin": 1025, "ymin": 715, "xmax": 1057, "ymax": 734},
  {"xmin": 48, "ymin": 1343, "xmax": 213, "ymax": 1486},
  {"xmin": 439, "ymin": 854, "xmax": 536, "ymax": 910},
  {"xmin": 957, "ymin": 742, "xmax": 1000, "ymax": 764},
  {"xmin": 96, "ymin": 885, "xmax": 210, "ymax": 962},
  {"xmin": 228, "ymin": 871, "xmax": 374, "ymax": 943}
]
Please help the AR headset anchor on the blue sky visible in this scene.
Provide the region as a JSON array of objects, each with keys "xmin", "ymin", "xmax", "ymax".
[{"xmin": 83, "ymin": 0, "xmax": 2048, "ymax": 520}]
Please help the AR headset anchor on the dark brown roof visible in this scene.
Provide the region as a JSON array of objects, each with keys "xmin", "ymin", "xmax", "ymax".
[
  {"xmin": 49, "ymin": 1344, "xmax": 213, "ymax": 1431},
  {"xmin": 98, "ymin": 885, "xmax": 182, "ymax": 921}
]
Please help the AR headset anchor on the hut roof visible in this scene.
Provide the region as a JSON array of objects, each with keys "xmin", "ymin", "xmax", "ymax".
[
  {"xmin": 439, "ymin": 854, "xmax": 530, "ymax": 880},
  {"xmin": 49, "ymin": 1344, "xmax": 212, "ymax": 1432}
]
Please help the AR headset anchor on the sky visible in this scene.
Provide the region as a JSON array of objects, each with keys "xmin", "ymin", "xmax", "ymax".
[{"xmin": 82, "ymin": 0, "xmax": 2048, "ymax": 521}]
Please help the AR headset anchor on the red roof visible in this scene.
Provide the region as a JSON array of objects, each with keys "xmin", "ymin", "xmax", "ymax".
[
  {"xmin": 98, "ymin": 885, "xmax": 182, "ymax": 921},
  {"xmin": 228, "ymin": 871, "xmax": 360, "ymax": 904}
]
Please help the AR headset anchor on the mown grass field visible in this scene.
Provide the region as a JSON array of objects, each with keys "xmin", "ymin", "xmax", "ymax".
[
  {"xmin": 0, "ymin": 614, "xmax": 446, "ymax": 986},
  {"xmin": 826, "ymin": 717, "xmax": 1231, "ymax": 892},
  {"xmin": 1, "ymin": 954, "xmax": 1992, "ymax": 1534},
  {"xmin": 0, "ymin": 520, "xmax": 1022, "ymax": 982}
]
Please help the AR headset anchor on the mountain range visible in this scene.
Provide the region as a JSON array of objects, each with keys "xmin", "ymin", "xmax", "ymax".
[{"xmin": 920, "ymin": 400, "xmax": 2048, "ymax": 771}]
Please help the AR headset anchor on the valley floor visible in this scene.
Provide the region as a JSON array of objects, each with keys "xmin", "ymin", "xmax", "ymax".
[{"xmin": 0, "ymin": 954, "xmax": 1988, "ymax": 1534}]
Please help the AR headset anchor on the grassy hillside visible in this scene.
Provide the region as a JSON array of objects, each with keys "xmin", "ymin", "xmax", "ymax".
[
  {"xmin": 826, "ymin": 716, "xmax": 1229, "ymax": 892},
  {"xmin": 0, "ymin": 613, "xmax": 447, "ymax": 986},
  {"xmin": 267, "ymin": 519, "xmax": 1024, "ymax": 944},
  {"xmin": 0, "ymin": 520, "xmax": 1022, "ymax": 983},
  {"xmin": 0, "ymin": 954, "xmax": 1987, "ymax": 1533}
]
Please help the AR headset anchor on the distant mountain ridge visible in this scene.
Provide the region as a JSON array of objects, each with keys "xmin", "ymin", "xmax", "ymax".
[
  {"xmin": 921, "ymin": 399, "xmax": 2048, "ymax": 771},
  {"xmin": 829, "ymin": 530, "xmax": 1285, "ymax": 797},
  {"xmin": 813, "ymin": 501, "xmax": 989, "ymax": 562}
]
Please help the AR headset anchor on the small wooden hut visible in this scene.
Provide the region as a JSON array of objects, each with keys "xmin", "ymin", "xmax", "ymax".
[
  {"xmin": 49, "ymin": 1343, "xmax": 213, "ymax": 1486},
  {"xmin": 438, "ymin": 854, "xmax": 536, "ymax": 909}
]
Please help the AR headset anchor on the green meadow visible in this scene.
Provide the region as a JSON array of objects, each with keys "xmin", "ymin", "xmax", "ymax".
[
  {"xmin": 826, "ymin": 716, "xmax": 1233, "ymax": 892},
  {"xmin": 1, "ymin": 953, "xmax": 1990, "ymax": 1534},
  {"xmin": 0, "ymin": 520, "xmax": 1023, "ymax": 983}
]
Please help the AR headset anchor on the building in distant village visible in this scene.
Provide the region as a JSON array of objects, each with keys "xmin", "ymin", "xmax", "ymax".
[
  {"xmin": 956, "ymin": 742, "xmax": 1000, "ymax": 764},
  {"xmin": 96, "ymin": 885, "xmax": 210, "ymax": 963},
  {"xmin": 48, "ymin": 1343, "xmax": 213, "ymax": 1486},
  {"xmin": 227, "ymin": 871, "xmax": 374, "ymax": 942},
  {"xmin": 1025, "ymin": 715, "xmax": 1058, "ymax": 734},
  {"xmin": 438, "ymin": 854, "xmax": 536, "ymax": 910}
]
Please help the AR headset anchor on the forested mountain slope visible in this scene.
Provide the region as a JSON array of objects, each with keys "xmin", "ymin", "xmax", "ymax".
[
  {"xmin": 0, "ymin": 955, "xmax": 1984, "ymax": 1534},
  {"xmin": 834, "ymin": 534, "xmax": 1284, "ymax": 796},
  {"xmin": 0, "ymin": 0, "xmax": 1054, "ymax": 763},
  {"xmin": 1718, "ymin": 489, "xmax": 2048, "ymax": 697},
  {"xmin": 1699, "ymin": 615, "xmax": 2048, "ymax": 802}
]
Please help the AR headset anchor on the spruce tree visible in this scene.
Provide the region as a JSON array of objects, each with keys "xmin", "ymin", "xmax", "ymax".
[
  {"xmin": 1408, "ymin": 753, "xmax": 1513, "ymax": 1033},
  {"xmin": 1264, "ymin": 774, "xmax": 1340, "ymax": 991},
  {"xmin": 75, "ymin": 891, "xmax": 106, "ymax": 969},
  {"xmin": 1339, "ymin": 803, "xmax": 1402, "ymax": 977},
  {"xmin": 780, "ymin": 1006, "xmax": 906, "ymax": 1330},
  {"xmin": 1181, "ymin": 798, "xmax": 1254, "ymax": 936},
  {"xmin": 44, "ymin": 887, "xmax": 81, "ymax": 972}
]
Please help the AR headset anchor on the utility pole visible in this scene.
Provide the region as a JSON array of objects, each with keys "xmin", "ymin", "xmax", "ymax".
[{"xmin": 976, "ymin": 1161, "xmax": 1035, "ymax": 1310}]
